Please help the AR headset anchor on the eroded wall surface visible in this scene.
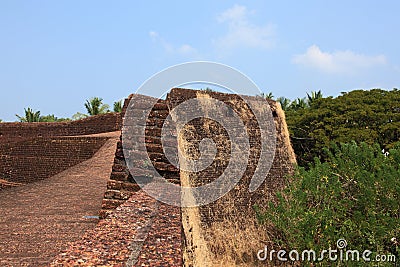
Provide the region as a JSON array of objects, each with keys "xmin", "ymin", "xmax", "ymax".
[{"xmin": 168, "ymin": 88, "xmax": 296, "ymax": 266}]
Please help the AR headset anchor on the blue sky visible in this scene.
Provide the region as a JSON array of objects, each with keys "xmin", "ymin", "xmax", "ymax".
[{"xmin": 1, "ymin": 1, "xmax": 399, "ymax": 121}]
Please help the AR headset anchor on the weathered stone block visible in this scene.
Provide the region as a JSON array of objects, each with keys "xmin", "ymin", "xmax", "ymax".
[
  {"xmin": 104, "ymin": 189, "xmax": 119, "ymax": 199},
  {"xmin": 107, "ymin": 180, "xmax": 123, "ymax": 190},
  {"xmin": 153, "ymin": 161, "xmax": 179, "ymax": 172},
  {"xmin": 121, "ymin": 182, "xmax": 141, "ymax": 191},
  {"xmin": 112, "ymin": 163, "xmax": 126, "ymax": 172},
  {"xmin": 110, "ymin": 171, "xmax": 129, "ymax": 181},
  {"xmin": 101, "ymin": 199, "xmax": 125, "ymax": 210}
]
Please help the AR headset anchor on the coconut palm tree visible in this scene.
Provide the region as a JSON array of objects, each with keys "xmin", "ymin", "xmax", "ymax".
[
  {"xmin": 306, "ymin": 90, "xmax": 323, "ymax": 106},
  {"xmin": 277, "ymin": 97, "xmax": 291, "ymax": 111},
  {"xmin": 265, "ymin": 92, "xmax": 274, "ymax": 99},
  {"xmin": 84, "ymin": 97, "xmax": 110, "ymax": 115},
  {"xmin": 290, "ymin": 97, "xmax": 308, "ymax": 110},
  {"xmin": 258, "ymin": 92, "xmax": 274, "ymax": 100},
  {"xmin": 16, "ymin": 108, "xmax": 41, "ymax": 122},
  {"xmin": 113, "ymin": 100, "xmax": 123, "ymax": 112}
]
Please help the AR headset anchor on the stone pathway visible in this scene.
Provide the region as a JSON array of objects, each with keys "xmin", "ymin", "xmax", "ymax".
[
  {"xmin": 50, "ymin": 190, "xmax": 182, "ymax": 267},
  {"xmin": 0, "ymin": 132, "xmax": 119, "ymax": 267}
]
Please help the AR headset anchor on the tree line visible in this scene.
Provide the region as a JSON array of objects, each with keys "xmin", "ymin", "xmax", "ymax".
[
  {"xmin": 283, "ymin": 89, "xmax": 399, "ymax": 166},
  {"xmin": 11, "ymin": 97, "xmax": 122, "ymax": 123}
]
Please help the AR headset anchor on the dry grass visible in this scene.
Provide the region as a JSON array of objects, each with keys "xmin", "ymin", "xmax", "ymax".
[{"xmin": 204, "ymin": 218, "xmax": 275, "ymax": 267}]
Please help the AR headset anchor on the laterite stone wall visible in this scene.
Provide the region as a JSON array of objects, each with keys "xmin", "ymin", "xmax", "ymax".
[
  {"xmin": 100, "ymin": 88, "xmax": 296, "ymax": 266},
  {"xmin": 0, "ymin": 137, "xmax": 109, "ymax": 184},
  {"xmin": 0, "ymin": 113, "xmax": 122, "ymax": 185},
  {"xmin": 100, "ymin": 95, "xmax": 180, "ymax": 217},
  {"xmin": 0, "ymin": 112, "xmax": 121, "ymax": 143}
]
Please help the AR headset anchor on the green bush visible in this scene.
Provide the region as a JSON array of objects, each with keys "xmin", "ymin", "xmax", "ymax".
[{"xmin": 256, "ymin": 142, "xmax": 399, "ymax": 266}]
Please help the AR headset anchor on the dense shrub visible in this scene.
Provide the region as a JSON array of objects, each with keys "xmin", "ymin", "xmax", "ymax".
[{"xmin": 256, "ymin": 142, "xmax": 399, "ymax": 266}]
